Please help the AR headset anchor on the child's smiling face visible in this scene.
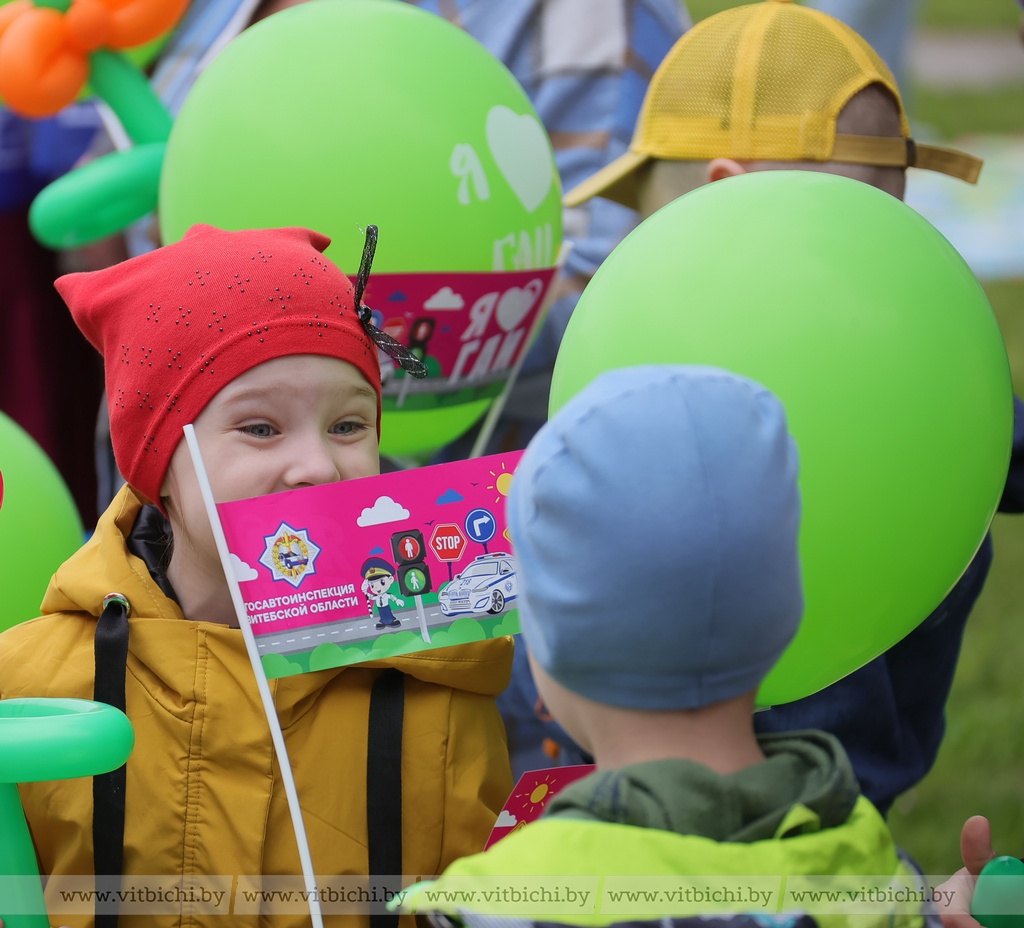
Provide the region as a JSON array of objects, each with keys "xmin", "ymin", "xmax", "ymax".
[{"xmin": 161, "ymin": 354, "xmax": 380, "ymax": 603}]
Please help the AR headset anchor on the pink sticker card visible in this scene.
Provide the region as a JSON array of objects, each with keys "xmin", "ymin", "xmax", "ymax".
[
  {"xmin": 213, "ymin": 451, "xmax": 524, "ymax": 678},
  {"xmin": 363, "ymin": 268, "xmax": 558, "ymax": 403},
  {"xmin": 484, "ymin": 765, "xmax": 597, "ymax": 849}
]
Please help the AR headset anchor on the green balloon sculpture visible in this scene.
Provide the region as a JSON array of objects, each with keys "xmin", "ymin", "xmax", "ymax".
[
  {"xmin": 0, "ymin": 698, "xmax": 134, "ymax": 927},
  {"xmin": 550, "ymin": 171, "xmax": 1012, "ymax": 707},
  {"xmin": 0, "ymin": 0, "xmax": 182, "ymax": 249},
  {"xmin": 0, "ymin": 412, "xmax": 83, "ymax": 632},
  {"xmin": 160, "ymin": 0, "xmax": 563, "ymax": 461},
  {"xmin": 973, "ymin": 856, "xmax": 1024, "ymax": 928}
]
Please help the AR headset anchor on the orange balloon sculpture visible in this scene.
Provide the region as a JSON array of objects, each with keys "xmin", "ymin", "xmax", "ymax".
[{"xmin": 0, "ymin": 0, "xmax": 187, "ymax": 117}]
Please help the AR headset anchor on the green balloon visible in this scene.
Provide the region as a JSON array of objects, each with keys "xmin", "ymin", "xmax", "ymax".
[
  {"xmin": 159, "ymin": 0, "xmax": 563, "ymax": 460},
  {"xmin": 88, "ymin": 51, "xmax": 173, "ymax": 145},
  {"xmin": 550, "ymin": 171, "xmax": 1012, "ymax": 707},
  {"xmin": 30, "ymin": 142, "xmax": 164, "ymax": 250},
  {"xmin": 0, "ymin": 698, "xmax": 134, "ymax": 783},
  {"xmin": 0, "ymin": 698, "xmax": 133, "ymax": 928},
  {"xmin": 973, "ymin": 856, "xmax": 1024, "ymax": 928},
  {"xmin": 0, "ymin": 413, "xmax": 83, "ymax": 632}
]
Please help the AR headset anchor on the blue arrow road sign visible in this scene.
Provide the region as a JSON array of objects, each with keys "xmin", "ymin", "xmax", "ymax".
[{"xmin": 464, "ymin": 507, "xmax": 496, "ymax": 544}]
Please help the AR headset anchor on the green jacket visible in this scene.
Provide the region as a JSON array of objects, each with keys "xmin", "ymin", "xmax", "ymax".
[{"xmin": 401, "ymin": 732, "xmax": 932, "ymax": 928}]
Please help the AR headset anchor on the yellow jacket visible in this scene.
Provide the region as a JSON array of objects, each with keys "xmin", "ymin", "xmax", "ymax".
[{"xmin": 0, "ymin": 486, "xmax": 513, "ymax": 927}]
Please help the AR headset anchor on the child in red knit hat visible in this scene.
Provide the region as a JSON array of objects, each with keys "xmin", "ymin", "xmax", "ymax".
[{"xmin": 0, "ymin": 224, "xmax": 514, "ymax": 928}]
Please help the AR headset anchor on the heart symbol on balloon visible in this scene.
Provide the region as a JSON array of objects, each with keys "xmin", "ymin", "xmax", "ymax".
[
  {"xmin": 486, "ymin": 106, "xmax": 554, "ymax": 213},
  {"xmin": 496, "ymin": 279, "xmax": 544, "ymax": 333}
]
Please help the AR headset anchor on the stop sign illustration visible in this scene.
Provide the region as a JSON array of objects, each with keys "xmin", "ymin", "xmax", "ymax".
[{"xmin": 430, "ymin": 523, "xmax": 467, "ymax": 562}]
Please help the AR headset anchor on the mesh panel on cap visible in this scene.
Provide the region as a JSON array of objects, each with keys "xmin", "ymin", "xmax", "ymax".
[
  {"xmin": 563, "ymin": 0, "xmax": 982, "ymax": 209},
  {"xmin": 640, "ymin": 0, "xmax": 905, "ymax": 163}
]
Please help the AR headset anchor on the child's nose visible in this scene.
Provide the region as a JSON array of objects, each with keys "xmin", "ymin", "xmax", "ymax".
[{"xmin": 284, "ymin": 436, "xmax": 343, "ymax": 488}]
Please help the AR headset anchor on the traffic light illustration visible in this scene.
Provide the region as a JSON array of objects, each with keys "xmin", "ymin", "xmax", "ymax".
[{"xmin": 391, "ymin": 529, "xmax": 432, "ymax": 597}]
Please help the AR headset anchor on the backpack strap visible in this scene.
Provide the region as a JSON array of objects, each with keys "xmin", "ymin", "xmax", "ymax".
[
  {"xmin": 367, "ymin": 668, "xmax": 405, "ymax": 928},
  {"xmin": 93, "ymin": 593, "xmax": 130, "ymax": 928}
]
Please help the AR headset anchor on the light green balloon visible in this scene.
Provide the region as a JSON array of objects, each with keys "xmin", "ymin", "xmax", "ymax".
[
  {"xmin": 551, "ymin": 171, "xmax": 1012, "ymax": 707},
  {"xmin": 0, "ymin": 413, "xmax": 83, "ymax": 632},
  {"xmin": 159, "ymin": 0, "xmax": 563, "ymax": 459}
]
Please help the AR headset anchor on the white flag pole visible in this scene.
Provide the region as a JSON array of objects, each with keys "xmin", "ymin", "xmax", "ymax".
[{"xmin": 183, "ymin": 424, "xmax": 324, "ymax": 928}]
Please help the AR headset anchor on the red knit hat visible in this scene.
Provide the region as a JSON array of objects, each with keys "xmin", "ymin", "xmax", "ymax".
[{"xmin": 57, "ymin": 224, "xmax": 382, "ymax": 506}]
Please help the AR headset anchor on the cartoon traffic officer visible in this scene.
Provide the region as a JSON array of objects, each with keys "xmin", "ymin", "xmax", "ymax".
[{"xmin": 361, "ymin": 557, "xmax": 405, "ymax": 630}]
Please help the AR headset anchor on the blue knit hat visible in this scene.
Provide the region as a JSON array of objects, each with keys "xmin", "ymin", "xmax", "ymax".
[{"xmin": 507, "ymin": 365, "xmax": 804, "ymax": 711}]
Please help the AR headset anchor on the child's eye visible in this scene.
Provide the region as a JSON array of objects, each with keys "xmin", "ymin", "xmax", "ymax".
[
  {"xmin": 331, "ymin": 421, "xmax": 369, "ymax": 436},
  {"xmin": 239, "ymin": 422, "xmax": 277, "ymax": 438}
]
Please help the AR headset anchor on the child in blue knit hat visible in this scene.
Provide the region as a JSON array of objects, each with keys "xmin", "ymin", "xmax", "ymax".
[{"xmin": 401, "ymin": 364, "xmax": 933, "ymax": 928}]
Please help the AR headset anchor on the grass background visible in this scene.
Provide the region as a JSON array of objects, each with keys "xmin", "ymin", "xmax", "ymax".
[{"xmin": 681, "ymin": 0, "xmax": 1024, "ymax": 876}]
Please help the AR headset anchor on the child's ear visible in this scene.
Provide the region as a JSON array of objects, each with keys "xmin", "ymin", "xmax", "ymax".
[{"xmin": 707, "ymin": 158, "xmax": 747, "ymax": 184}]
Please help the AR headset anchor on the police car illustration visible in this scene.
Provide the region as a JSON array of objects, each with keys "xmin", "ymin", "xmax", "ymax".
[
  {"xmin": 280, "ymin": 546, "xmax": 309, "ymax": 570},
  {"xmin": 438, "ymin": 553, "xmax": 518, "ymax": 617}
]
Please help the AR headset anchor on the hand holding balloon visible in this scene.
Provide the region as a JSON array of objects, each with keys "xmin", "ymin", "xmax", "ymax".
[{"xmin": 937, "ymin": 816, "xmax": 1024, "ymax": 928}]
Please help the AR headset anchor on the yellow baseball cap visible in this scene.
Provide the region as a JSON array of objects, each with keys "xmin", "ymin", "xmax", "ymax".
[{"xmin": 565, "ymin": 0, "xmax": 982, "ymax": 209}]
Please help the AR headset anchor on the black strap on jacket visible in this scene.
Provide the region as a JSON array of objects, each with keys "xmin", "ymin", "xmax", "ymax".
[
  {"xmin": 91, "ymin": 585, "xmax": 405, "ymax": 928},
  {"xmin": 367, "ymin": 668, "xmax": 405, "ymax": 928},
  {"xmin": 93, "ymin": 593, "xmax": 130, "ymax": 928}
]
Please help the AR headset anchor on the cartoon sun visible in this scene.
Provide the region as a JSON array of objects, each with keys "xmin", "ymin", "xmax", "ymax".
[
  {"xmin": 514, "ymin": 773, "xmax": 554, "ymax": 815},
  {"xmin": 488, "ymin": 462, "xmax": 515, "ymax": 502}
]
